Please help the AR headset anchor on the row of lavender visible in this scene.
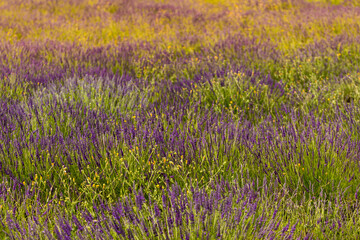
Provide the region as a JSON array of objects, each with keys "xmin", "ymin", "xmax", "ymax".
[
  {"xmin": 1, "ymin": 29, "xmax": 360, "ymax": 87},
  {"xmin": 4, "ymin": 175, "xmax": 354, "ymax": 239}
]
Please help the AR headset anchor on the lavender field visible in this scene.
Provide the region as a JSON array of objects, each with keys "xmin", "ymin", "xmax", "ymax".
[{"xmin": 1, "ymin": 0, "xmax": 360, "ymax": 239}]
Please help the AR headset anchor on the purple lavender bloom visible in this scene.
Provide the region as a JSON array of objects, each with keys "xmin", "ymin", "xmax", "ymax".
[
  {"xmin": 154, "ymin": 203, "xmax": 161, "ymax": 218},
  {"xmin": 135, "ymin": 189, "xmax": 145, "ymax": 211},
  {"xmin": 82, "ymin": 209, "xmax": 94, "ymax": 223},
  {"xmin": 72, "ymin": 215, "xmax": 84, "ymax": 231},
  {"xmin": 281, "ymin": 222, "xmax": 290, "ymax": 237}
]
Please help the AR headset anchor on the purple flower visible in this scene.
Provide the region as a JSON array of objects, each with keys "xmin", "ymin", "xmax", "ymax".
[
  {"xmin": 154, "ymin": 203, "xmax": 161, "ymax": 218},
  {"xmin": 135, "ymin": 189, "xmax": 145, "ymax": 211}
]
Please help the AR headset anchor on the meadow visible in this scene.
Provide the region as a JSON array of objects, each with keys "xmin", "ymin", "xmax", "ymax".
[{"xmin": 1, "ymin": 0, "xmax": 360, "ymax": 239}]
